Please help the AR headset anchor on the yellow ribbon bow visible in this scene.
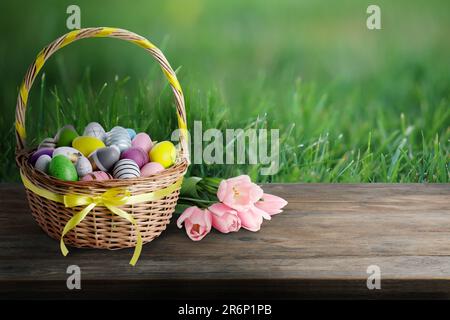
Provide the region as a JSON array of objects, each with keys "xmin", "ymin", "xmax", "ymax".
[
  {"xmin": 61, "ymin": 187, "xmax": 143, "ymax": 266},
  {"xmin": 20, "ymin": 171, "xmax": 182, "ymax": 266}
]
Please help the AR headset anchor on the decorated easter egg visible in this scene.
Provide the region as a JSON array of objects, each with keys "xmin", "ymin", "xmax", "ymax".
[
  {"xmin": 127, "ymin": 128, "xmax": 137, "ymax": 140},
  {"xmin": 120, "ymin": 147, "xmax": 149, "ymax": 168},
  {"xmin": 140, "ymin": 162, "xmax": 164, "ymax": 177},
  {"xmin": 149, "ymin": 141, "xmax": 177, "ymax": 168},
  {"xmin": 83, "ymin": 122, "xmax": 106, "ymax": 141},
  {"xmin": 132, "ymin": 133, "xmax": 153, "ymax": 153},
  {"xmin": 55, "ymin": 125, "xmax": 79, "ymax": 147},
  {"xmin": 76, "ymin": 156, "xmax": 93, "ymax": 177},
  {"xmin": 80, "ymin": 171, "xmax": 113, "ymax": 181},
  {"xmin": 53, "ymin": 147, "xmax": 82, "ymax": 163},
  {"xmin": 88, "ymin": 146, "xmax": 121, "ymax": 171},
  {"xmin": 48, "ymin": 155, "xmax": 78, "ymax": 181},
  {"xmin": 38, "ymin": 137, "xmax": 56, "ymax": 149},
  {"xmin": 106, "ymin": 126, "xmax": 131, "ymax": 152},
  {"xmin": 34, "ymin": 155, "xmax": 52, "ymax": 173},
  {"xmin": 72, "ymin": 136, "xmax": 106, "ymax": 157},
  {"xmin": 29, "ymin": 148, "xmax": 54, "ymax": 166},
  {"xmin": 112, "ymin": 159, "xmax": 140, "ymax": 179},
  {"xmin": 54, "ymin": 124, "xmax": 75, "ymax": 140}
]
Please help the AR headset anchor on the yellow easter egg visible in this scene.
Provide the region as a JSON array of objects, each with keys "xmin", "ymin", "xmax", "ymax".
[
  {"xmin": 149, "ymin": 141, "xmax": 177, "ymax": 168},
  {"xmin": 72, "ymin": 136, "xmax": 105, "ymax": 157}
]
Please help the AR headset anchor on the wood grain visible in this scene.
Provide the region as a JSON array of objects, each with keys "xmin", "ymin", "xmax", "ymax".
[{"xmin": 0, "ymin": 183, "xmax": 449, "ymax": 299}]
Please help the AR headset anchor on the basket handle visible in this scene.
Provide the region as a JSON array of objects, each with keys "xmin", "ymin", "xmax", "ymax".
[{"xmin": 15, "ymin": 27, "xmax": 189, "ymax": 162}]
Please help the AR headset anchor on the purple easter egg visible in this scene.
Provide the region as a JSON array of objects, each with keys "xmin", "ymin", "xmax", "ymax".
[
  {"xmin": 132, "ymin": 133, "xmax": 153, "ymax": 153},
  {"xmin": 29, "ymin": 148, "xmax": 54, "ymax": 166},
  {"xmin": 140, "ymin": 162, "xmax": 165, "ymax": 177},
  {"xmin": 120, "ymin": 147, "xmax": 149, "ymax": 168}
]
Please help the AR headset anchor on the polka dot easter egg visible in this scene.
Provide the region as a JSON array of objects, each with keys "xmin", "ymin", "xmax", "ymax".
[
  {"xmin": 83, "ymin": 122, "xmax": 106, "ymax": 142},
  {"xmin": 113, "ymin": 159, "xmax": 140, "ymax": 179},
  {"xmin": 106, "ymin": 126, "xmax": 132, "ymax": 152}
]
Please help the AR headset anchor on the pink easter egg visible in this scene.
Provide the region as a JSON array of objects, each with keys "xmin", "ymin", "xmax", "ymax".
[
  {"xmin": 140, "ymin": 162, "xmax": 165, "ymax": 177},
  {"xmin": 81, "ymin": 171, "xmax": 112, "ymax": 181},
  {"xmin": 131, "ymin": 133, "xmax": 153, "ymax": 153},
  {"xmin": 120, "ymin": 147, "xmax": 149, "ymax": 168}
]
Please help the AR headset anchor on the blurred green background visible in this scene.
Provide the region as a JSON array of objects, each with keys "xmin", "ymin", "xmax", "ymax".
[{"xmin": 0, "ymin": 0, "xmax": 448, "ymax": 182}]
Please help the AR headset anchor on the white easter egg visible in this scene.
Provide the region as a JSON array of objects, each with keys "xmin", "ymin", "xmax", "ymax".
[
  {"xmin": 76, "ymin": 156, "xmax": 93, "ymax": 177},
  {"xmin": 83, "ymin": 122, "xmax": 106, "ymax": 141},
  {"xmin": 53, "ymin": 147, "xmax": 82, "ymax": 163},
  {"xmin": 35, "ymin": 154, "xmax": 52, "ymax": 173}
]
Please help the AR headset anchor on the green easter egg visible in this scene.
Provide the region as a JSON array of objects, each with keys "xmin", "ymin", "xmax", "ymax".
[
  {"xmin": 48, "ymin": 155, "xmax": 78, "ymax": 181},
  {"xmin": 57, "ymin": 127, "xmax": 79, "ymax": 147}
]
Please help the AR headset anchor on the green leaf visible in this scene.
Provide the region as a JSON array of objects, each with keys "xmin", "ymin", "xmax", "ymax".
[
  {"xmin": 174, "ymin": 203, "xmax": 193, "ymax": 215},
  {"xmin": 180, "ymin": 176, "xmax": 202, "ymax": 198}
]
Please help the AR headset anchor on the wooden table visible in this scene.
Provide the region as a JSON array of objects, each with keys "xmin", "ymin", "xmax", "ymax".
[{"xmin": 1, "ymin": 183, "xmax": 449, "ymax": 299}]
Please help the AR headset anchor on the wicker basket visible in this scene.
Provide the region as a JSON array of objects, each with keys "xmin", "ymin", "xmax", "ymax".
[{"xmin": 15, "ymin": 27, "xmax": 189, "ymax": 265}]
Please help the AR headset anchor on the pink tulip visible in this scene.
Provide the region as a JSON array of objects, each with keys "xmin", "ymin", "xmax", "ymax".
[
  {"xmin": 255, "ymin": 193, "xmax": 288, "ymax": 215},
  {"xmin": 209, "ymin": 203, "xmax": 241, "ymax": 233},
  {"xmin": 217, "ymin": 175, "xmax": 263, "ymax": 212},
  {"xmin": 177, "ymin": 206, "xmax": 212, "ymax": 241},
  {"xmin": 237, "ymin": 205, "xmax": 272, "ymax": 232}
]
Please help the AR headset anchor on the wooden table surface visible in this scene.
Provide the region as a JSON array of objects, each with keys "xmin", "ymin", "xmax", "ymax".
[{"xmin": 1, "ymin": 183, "xmax": 449, "ymax": 299}]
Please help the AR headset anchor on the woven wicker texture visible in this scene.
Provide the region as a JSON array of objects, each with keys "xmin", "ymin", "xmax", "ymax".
[{"xmin": 15, "ymin": 27, "xmax": 189, "ymax": 251}]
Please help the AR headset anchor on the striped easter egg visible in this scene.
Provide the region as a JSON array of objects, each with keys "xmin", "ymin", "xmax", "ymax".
[
  {"xmin": 106, "ymin": 126, "xmax": 131, "ymax": 152},
  {"xmin": 38, "ymin": 137, "xmax": 56, "ymax": 149},
  {"xmin": 112, "ymin": 159, "xmax": 140, "ymax": 179}
]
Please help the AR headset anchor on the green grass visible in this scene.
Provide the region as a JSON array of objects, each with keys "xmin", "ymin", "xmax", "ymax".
[
  {"xmin": 1, "ymin": 65, "xmax": 447, "ymax": 183},
  {"xmin": 0, "ymin": 0, "xmax": 448, "ymax": 182}
]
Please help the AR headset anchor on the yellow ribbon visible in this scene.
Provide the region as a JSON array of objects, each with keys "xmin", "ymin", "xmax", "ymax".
[{"xmin": 20, "ymin": 171, "xmax": 182, "ymax": 266}]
